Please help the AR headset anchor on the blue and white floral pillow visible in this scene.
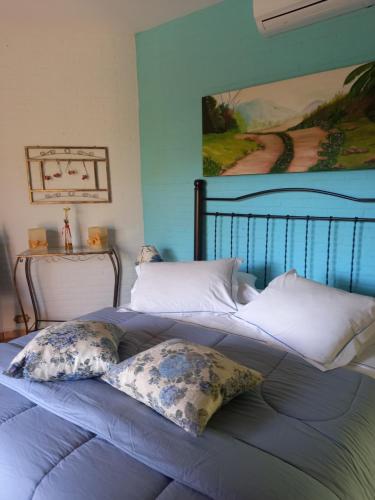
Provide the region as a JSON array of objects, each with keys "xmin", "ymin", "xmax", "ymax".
[
  {"xmin": 102, "ymin": 338, "xmax": 263, "ymax": 435},
  {"xmin": 4, "ymin": 321, "xmax": 123, "ymax": 381}
]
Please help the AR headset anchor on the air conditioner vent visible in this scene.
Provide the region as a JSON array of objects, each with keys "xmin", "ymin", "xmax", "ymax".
[{"xmin": 253, "ymin": 0, "xmax": 375, "ymax": 36}]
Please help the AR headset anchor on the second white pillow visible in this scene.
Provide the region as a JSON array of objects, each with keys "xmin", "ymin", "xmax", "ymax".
[{"xmin": 235, "ymin": 270, "xmax": 375, "ymax": 370}]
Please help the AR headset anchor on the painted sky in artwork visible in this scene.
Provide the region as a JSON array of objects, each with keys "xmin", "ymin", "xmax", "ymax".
[{"xmin": 214, "ymin": 65, "xmax": 356, "ymax": 114}]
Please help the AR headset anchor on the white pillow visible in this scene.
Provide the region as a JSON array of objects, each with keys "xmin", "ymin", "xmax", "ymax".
[
  {"xmin": 237, "ymin": 272, "xmax": 259, "ymax": 304},
  {"xmin": 235, "ymin": 270, "xmax": 375, "ymax": 370},
  {"xmin": 130, "ymin": 259, "xmax": 240, "ymax": 314},
  {"xmin": 135, "ymin": 267, "xmax": 259, "ymax": 306}
]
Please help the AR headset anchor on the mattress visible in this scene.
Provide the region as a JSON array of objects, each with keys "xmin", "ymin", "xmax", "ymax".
[{"xmin": 1, "ymin": 307, "xmax": 375, "ymax": 500}]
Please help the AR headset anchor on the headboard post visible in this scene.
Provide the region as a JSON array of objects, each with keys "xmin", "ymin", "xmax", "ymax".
[{"xmin": 194, "ymin": 179, "xmax": 205, "ymax": 260}]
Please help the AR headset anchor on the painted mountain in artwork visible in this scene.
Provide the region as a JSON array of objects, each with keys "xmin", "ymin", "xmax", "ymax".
[
  {"xmin": 301, "ymin": 100, "xmax": 325, "ymax": 116},
  {"xmin": 236, "ymin": 98, "xmax": 297, "ymax": 130}
]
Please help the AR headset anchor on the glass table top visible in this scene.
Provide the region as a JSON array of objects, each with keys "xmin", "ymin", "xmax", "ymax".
[{"xmin": 17, "ymin": 247, "xmax": 114, "ymax": 258}]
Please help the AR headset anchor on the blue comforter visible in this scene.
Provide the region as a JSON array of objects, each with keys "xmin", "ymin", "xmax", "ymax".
[{"xmin": 1, "ymin": 308, "xmax": 375, "ymax": 500}]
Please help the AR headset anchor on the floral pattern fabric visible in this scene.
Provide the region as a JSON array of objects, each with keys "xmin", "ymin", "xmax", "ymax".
[
  {"xmin": 102, "ymin": 338, "xmax": 263, "ymax": 435},
  {"xmin": 4, "ymin": 321, "xmax": 123, "ymax": 381},
  {"xmin": 135, "ymin": 245, "xmax": 163, "ymax": 266}
]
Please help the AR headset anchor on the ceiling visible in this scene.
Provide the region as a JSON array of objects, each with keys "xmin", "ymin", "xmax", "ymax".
[{"xmin": 0, "ymin": 0, "xmax": 223, "ymax": 33}]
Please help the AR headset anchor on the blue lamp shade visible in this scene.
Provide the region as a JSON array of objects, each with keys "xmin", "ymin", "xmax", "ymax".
[{"xmin": 135, "ymin": 245, "xmax": 163, "ymax": 266}]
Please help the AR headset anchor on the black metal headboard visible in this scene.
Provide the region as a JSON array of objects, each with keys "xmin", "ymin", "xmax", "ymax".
[{"xmin": 194, "ymin": 179, "xmax": 375, "ymax": 293}]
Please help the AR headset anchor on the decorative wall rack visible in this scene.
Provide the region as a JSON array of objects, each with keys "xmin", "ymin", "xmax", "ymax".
[{"xmin": 25, "ymin": 146, "xmax": 111, "ymax": 204}]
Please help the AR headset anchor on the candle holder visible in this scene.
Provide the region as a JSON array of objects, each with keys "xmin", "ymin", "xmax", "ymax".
[
  {"xmin": 87, "ymin": 226, "xmax": 108, "ymax": 250},
  {"xmin": 28, "ymin": 228, "xmax": 48, "ymax": 251}
]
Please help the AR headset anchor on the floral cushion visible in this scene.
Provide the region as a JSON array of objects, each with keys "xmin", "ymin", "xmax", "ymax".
[
  {"xmin": 102, "ymin": 338, "xmax": 263, "ymax": 435},
  {"xmin": 4, "ymin": 321, "xmax": 123, "ymax": 381}
]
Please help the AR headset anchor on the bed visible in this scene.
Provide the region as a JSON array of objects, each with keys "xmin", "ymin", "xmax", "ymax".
[{"xmin": 1, "ymin": 180, "xmax": 375, "ymax": 500}]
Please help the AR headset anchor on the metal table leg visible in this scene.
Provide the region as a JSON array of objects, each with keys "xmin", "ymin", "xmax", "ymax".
[
  {"xmin": 108, "ymin": 248, "xmax": 121, "ymax": 307},
  {"xmin": 25, "ymin": 257, "xmax": 40, "ymax": 331},
  {"xmin": 13, "ymin": 257, "xmax": 30, "ymax": 334}
]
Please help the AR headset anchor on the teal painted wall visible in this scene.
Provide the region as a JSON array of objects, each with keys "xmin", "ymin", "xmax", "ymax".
[{"xmin": 136, "ymin": 0, "xmax": 375, "ymax": 293}]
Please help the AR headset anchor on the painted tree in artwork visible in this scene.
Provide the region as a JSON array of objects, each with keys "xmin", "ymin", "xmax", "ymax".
[
  {"xmin": 345, "ymin": 62, "xmax": 375, "ymax": 97},
  {"xmin": 202, "ymin": 96, "xmax": 238, "ymax": 134},
  {"xmin": 345, "ymin": 62, "xmax": 375, "ymax": 121}
]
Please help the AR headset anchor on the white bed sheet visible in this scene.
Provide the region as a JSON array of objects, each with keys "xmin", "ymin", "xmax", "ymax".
[
  {"xmin": 349, "ymin": 344, "xmax": 375, "ymax": 378},
  {"xmin": 119, "ymin": 306, "xmax": 375, "ymax": 379}
]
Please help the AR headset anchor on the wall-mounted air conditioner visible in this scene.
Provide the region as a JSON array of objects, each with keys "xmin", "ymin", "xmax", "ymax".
[{"xmin": 253, "ymin": 0, "xmax": 375, "ymax": 37}]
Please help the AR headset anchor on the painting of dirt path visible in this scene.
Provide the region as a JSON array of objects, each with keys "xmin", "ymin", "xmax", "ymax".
[
  {"xmin": 222, "ymin": 133, "xmax": 283, "ymax": 175},
  {"xmin": 288, "ymin": 127, "xmax": 328, "ymax": 172},
  {"xmin": 202, "ymin": 61, "xmax": 375, "ymax": 176}
]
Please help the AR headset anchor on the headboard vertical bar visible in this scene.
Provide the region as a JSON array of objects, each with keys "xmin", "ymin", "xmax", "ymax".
[
  {"xmin": 230, "ymin": 214, "xmax": 234, "ymax": 258},
  {"xmin": 284, "ymin": 216, "xmax": 289, "ymax": 273},
  {"xmin": 246, "ymin": 215, "xmax": 251, "ymax": 273},
  {"xmin": 264, "ymin": 215, "xmax": 270, "ymax": 288},
  {"xmin": 304, "ymin": 216, "xmax": 310, "ymax": 278},
  {"xmin": 349, "ymin": 218, "xmax": 358, "ymax": 293},
  {"xmin": 326, "ymin": 217, "xmax": 333, "ymax": 285},
  {"xmin": 214, "ymin": 213, "xmax": 218, "ymax": 260},
  {"xmin": 194, "ymin": 179, "xmax": 205, "ymax": 260}
]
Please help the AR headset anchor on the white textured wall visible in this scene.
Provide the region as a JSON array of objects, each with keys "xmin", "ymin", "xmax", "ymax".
[{"xmin": 0, "ymin": 0, "xmax": 145, "ymax": 330}]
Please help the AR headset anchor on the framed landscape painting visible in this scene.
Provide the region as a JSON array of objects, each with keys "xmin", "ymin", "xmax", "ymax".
[{"xmin": 202, "ymin": 61, "xmax": 375, "ymax": 176}]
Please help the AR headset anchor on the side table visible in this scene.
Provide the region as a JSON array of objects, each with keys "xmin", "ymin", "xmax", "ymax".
[{"xmin": 13, "ymin": 247, "xmax": 121, "ymax": 333}]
